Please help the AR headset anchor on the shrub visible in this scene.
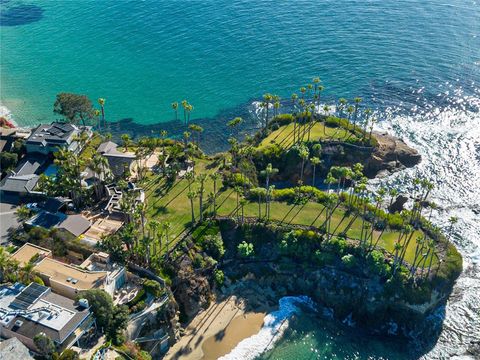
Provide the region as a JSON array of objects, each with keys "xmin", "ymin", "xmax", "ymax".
[
  {"xmin": 237, "ymin": 241, "xmax": 254, "ymax": 257},
  {"xmin": 433, "ymin": 243, "xmax": 462, "ymax": 287},
  {"xmin": 130, "ymin": 301, "xmax": 147, "ymax": 314},
  {"xmin": 314, "ymin": 250, "xmax": 336, "ymax": 266},
  {"xmin": 366, "ymin": 250, "xmax": 390, "ymax": 277},
  {"xmin": 326, "ymin": 237, "xmax": 348, "ymax": 255},
  {"xmin": 224, "ymin": 172, "xmax": 253, "ymax": 189},
  {"xmin": 269, "ymin": 114, "xmax": 294, "ymax": 127},
  {"xmin": 0, "ymin": 152, "xmax": 18, "ymax": 171},
  {"xmin": 341, "ymin": 254, "xmax": 357, "ymax": 269},
  {"xmin": 200, "ymin": 234, "xmax": 225, "ymax": 259},
  {"xmin": 126, "ymin": 289, "xmax": 146, "ymax": 310},
  {"xmin": 143, "ymin": 280, "xmax": 163, "ymax": 298},
  {"xmin": 214, "ymin": 269, "xmax": 225, "ymax": 286}
]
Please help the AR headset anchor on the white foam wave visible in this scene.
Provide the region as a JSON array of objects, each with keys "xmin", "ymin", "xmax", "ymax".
[
  {"xmin": 219, "ymin": 296, "xmax": 316, "ymax": 360},
  {"xmin": 369, "ymin": 85, "xmax": 480, "ymax": 359}
]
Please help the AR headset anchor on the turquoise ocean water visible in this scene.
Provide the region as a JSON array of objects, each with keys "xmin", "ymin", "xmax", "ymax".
[{"xmin": 2, "ymin": 1, "xmax": 480, "ymax": 359}]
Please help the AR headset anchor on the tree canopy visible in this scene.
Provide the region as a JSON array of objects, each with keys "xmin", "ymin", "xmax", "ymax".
[{"xmin": 53, "ymin": 92, "xmax": 94, "ymax": 125}]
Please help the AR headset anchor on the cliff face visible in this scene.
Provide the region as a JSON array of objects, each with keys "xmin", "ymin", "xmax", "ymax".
[{"xmin": 222, "ymin": 262, "xmax": 447, "ymax": 342}]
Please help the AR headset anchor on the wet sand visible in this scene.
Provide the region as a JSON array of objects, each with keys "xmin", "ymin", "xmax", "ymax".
[
  {"xmin": 201, "ymin": 312, "xmax": 266, "ymax": 360},
  {"xmin": 164, "ymin": 295, "xmax": 270, "ymax": 360}
]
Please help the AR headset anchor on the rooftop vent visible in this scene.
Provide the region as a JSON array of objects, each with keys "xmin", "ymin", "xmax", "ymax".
[
  {"xmin": 14, "ymin": 320, "xmax": 23, "ymax": 327},
  {"xmin": 78, "ymin": 298, "xmax": 89, "ymax": 309}
]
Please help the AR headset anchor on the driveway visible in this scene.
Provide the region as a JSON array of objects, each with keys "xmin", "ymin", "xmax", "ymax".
[{"xmin": 0, "ymin": 202, "xmax": 19, "ymax": 244}]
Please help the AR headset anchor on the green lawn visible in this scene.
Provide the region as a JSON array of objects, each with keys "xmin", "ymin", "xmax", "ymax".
[
  {"xmin": 143, "ymin": 157, "xmax": 435, "ymax": 266},
  {"xmin": 144, "ymin": 159, "xmax": 222, "ymax": 242},
  {"xmin": 214, "ymin": 194, "xmax": 432, "ymax": 266},
  {"xmin": 259, "ymin": 122, "xmax": 355, "ymax": 149}
]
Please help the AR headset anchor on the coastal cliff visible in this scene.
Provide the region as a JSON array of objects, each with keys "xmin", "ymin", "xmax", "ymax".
[{"xmin": 213, "ymin": 220, "xmax": 461, "ymax": 343}]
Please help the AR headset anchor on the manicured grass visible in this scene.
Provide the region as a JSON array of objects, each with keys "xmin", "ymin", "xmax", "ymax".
[
  {"xmin": 143, "ymin": 157, "xmax": 436, "ymax": 266},
  {"xmin": 258, "ymin": 122, "xmax": 355, "ymax": 149},
  {"xmin": 144, "ymin": 159, "xmax": 222, "ymax": 244},
  {"xmin": 215, "ymin": 194, "xmax": 435, "ymax": 267}
]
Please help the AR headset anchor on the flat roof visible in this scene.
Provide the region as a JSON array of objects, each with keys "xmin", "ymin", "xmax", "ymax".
[
  {"xmin": 11, "ymin": 243, "xmax": 52, "ymax": 266},
  {"xmin": 35, "ymin": 258, "xmax": 107, "ymax": 291}
]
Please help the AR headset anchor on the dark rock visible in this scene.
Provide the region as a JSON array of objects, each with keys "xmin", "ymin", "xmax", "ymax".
[
  {"xmin": 389, "ymin": 195, "xmax": 409, "ymax": 213},
  {"xmin": 364, "ymin": 132, "xmax": 421, "ymax": 177}
]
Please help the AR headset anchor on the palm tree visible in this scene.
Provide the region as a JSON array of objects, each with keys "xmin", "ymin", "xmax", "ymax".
[
  {"xmin": 186, "ymin": 103, "xmax": 194, "ymax": 126},
  {"xmin": 338, "ymin": 98, "xmax": 348, "ymax": 118},
  {"xmin": 346, "ymin": 105, "xmax": 355, "ymax": 121},
  {"xmin": 160, "ymin": 130, "xmax": 168, "ymax": 154},
  {"xmin": 181, "ymin": 100, "xmax": 188, "ymax": 125},
  {"xmin": 273, "ymin": 98, "xmax": 281, "ymax": 118},
  {"xmin": 298, "ymin": 145, "xmax": 309, "ymax": 181},
  {"xmin": 20, "ymin": 262, "xmax": 36, "ymax": 284},
  {"xmin": 185, "ymin": 171, "xmax": 195, "ymax": 192},
  {"xmin": 172, "ymin": 102, "xmax": 179, "ymax": 121},
  {"xmin": 183, "ymin": 131, "xmax": 191, "ymax": 147},
  {"xmin": 98, "ymin": 98, "xmax": 106, "ymax": 129},
  {"xmin": 187, "ymin": 190, "xmax": 197, "ymax": 224},
  {"xmin": 210, "ymin": 173, "xmax": 220, "ymax": 216},
  {"xmin": 262, "ymin": 93, "xmax": 273, "ymax": 128},
  {"xmin": 300, "ymin": 87, "xmax": 306, "ymax": 99},
  {"xmin": 310, "ymin": 157, "xmax": 321, "ymax": 186},
  {"xmin": 121, "ymin": 134, "xmax": 131, "ymax": 151},
  {"xmin": 369, "ymin": 117, "xmax": 377, "ymax": 142},
  {"xmin": 162, "ymin": 221, "xmax": 171, "ymax": 255},
  {"xmin": 362, "ymin": 108, "xmax": 372, "ymax": 141},
  {"xmin": 89, "ymin": 153, "xmax": 108, "ymax": 200},
  {"xmin": 353, "ymin": 97, "xmax": 362, "ymax": 131},
  {"xmin": 239, "ymin": 198, "xmax": 247, "ymax": 224},
  {"xmin": 188, "ymin": 124, "xmax": 203, "ymax": 146},
  {"xmin": 233, "ymin": 186, "xmax": 242, "ymax": 220},
  {"xmin": 266, "ymin": 185, "xmax": 275, "ymax": 220},
  {"xmin": 448, "ymin": 216, "xmax": 458, "ymax": 240},
  {"xmin": 148, "ymin": 220, "xmax": 161, "ymax": 257},
  {"xmin": 15, "ymin": 205, "xmax": 31, "ymax": 223},
  {"xmin": 291, "ymin": 93, "xmax": 298, "ymax": 143},
  {"xmin": 227, "ymin": 117, "xmax": 243, "ymax": 138},
  {"xmin": 260, "ymin": 163, "xmax": 278, "ymax": 191},
  {"xmin": 197, "ymin": 173, "xmax": 207, "ymax": 222}
]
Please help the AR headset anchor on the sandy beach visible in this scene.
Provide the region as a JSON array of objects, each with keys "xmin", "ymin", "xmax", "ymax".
[{"xmin": 165, "ymin": 295, "xmax": 269, "ymax": 360}]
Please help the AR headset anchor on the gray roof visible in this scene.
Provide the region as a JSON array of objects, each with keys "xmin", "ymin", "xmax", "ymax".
[
  {"xmin": 26, "ymin": 122, "xmax": 77, "ymax": 147},
  {"xmin": 97, "ymin": 141, "xmax": 118, "ymax": 154},
  {"xmin": 14, "ymin": 155, "xmax": 46, "ymax": 176},
  {"xmin": 0, "ymin": 338, "xmax": 34, "ymax": 360},
  {"xmin": 57, "ymin": 214, "xmax": 91, "ymax": 237},
  {"xmin": 104, "ymin": 151, "xmax": 136, "ymax": 177},
  {"xmin": 0, "ymin": 174, "xmax": 39, "ymax": 194}
]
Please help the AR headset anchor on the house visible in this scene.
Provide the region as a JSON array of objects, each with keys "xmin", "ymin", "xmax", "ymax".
[
  {"xmin": 0, "ymin": 127, "xmax": 31, "ymax": 153},
  {"xmin": 97, "ymin": 141, "xmax": 136, "ymax": 178},
  {"xmin": 25, "ymin": 122, "xmax": 89, "ymax": 155},
  {"xmin": 0, "ymin": 155, "xmax": 47, "ymax": 202},
  {"xmin": 11, "ymin": 244, "xmax": 128, "ymax": 300},
  {"xmin": 0, "ymin": 336, "xmax": 35, "ymax": 360},
  {"xmin": 0, "ymin": 282, "xmax": 94, "ymax": 352},
  {"xmin": 25, "ymin": 208, "xmax": 91, "ymax": 239}
]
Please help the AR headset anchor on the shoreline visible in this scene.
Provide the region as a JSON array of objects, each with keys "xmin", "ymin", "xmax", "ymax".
[{"xmin": 165, "ymin": 295, "xmax": 271, "ymax": 360}]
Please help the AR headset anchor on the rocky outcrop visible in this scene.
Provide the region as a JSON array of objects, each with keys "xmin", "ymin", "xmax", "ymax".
[
  {"xmin": 388, "ymin": 195, "xmax": 409, "ymax": 213},
  {"xmin": 364, "ymin": 132, "xmax": 421, "ymax": 177},
  {"xmin": 172, "ymin": 258, "xmax": 212, "ymax": 320}
]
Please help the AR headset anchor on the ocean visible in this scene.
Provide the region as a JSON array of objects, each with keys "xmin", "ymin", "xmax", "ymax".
[{"xmin": 1, "ymin": 0, "xmax": 479, "ymax": 359}]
